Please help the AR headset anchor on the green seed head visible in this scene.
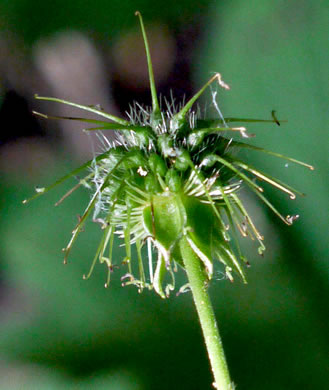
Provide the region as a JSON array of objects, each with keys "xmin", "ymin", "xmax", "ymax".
[{"xmin": 26, "ymin": 12, "xmax": 314, "ymax": 298}]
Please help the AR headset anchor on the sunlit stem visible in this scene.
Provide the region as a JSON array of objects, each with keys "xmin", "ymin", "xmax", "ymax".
[
  {"xmin": 154, "ymin": 253, "xmax": 166, "ymax": 299},
  {"xmin": 33, "ymin": 110, "xmax": 155, "ymax": 137},
  {"xmin": 124, "ymin": 208, "xmax": 133, "ymax": 275},
  {"xmin": 217, "ymin": 184, "xmax": 246, "ymax": 237},
  {"xmin": 232, "ymin": 140, "xmax": 314, "ymax": 170},
  {"xmin": 100, "ymin": 226, "xmax": 114, "ymax": 288},
  {"xmin": 147, "ymin": 238, "xmax": 154, "ymax": 284},
  {"xmin": 54, "ymin": 170, "xmax": 96, "ymax": 206},
  {"xmin": 34, "ymin": 95, "xmax": 129, "ymax": 125},
  {"xmin": 62, "ymin": 154, "xmax": 128, "ymax": 264},
  {"xmin": 196, "ymin": 126, "xmax": 247, "ymax": 133},
  {"xmin": 209, "ymin": 155, "xmax": 264, "ymax": 193},
  {"xmin": 135, "ymin": 11, "xmax": 161, "ymax": 118},
  {"xmin": 180, "ymin": 237, "xmax": 234, "ymax": 390},
  {"xmin": 230, "ymin": 193, "xmax": 264, "ymax": 242},
  {"xmin": 33, "ymin": 111, "xmax": 117, "ymax": 126},
  {"xmin": 83, "ymin": 223, "xmax": 111, "ymax": 280},
  {"xmin": 22, "ymin": 149, "xmax": 112, "ymax": 204},
  {"xmin": 172, "ymin": 73, "xmax": 230, "ymax": 129},
  {"xmin": 211, "ymin": 155, "xmax": 292, "ymax": 225},
  {"xmin": 217, "ymin": 242, "xmax": 245, "ymax": 283},
  {"xmin": 196, "ymin": 117, "xmax": 287, "ymax": 129},
  {"xmin": 63, "ymin": 189, "xmax": 100, "ymax": 264},
  {"xmin": 234, "ymin": 160, "xmax": 297, "ymax": 199},
  {"xmin": 223, "ymin": 208, "xmax": 247, "ymax": 265},
  {"xmin": 252, "ymin": 189, "xmax": 294, "ymax": 225},
  {"xmin": 102, "ymin": 225, "xmax": 115, "ymax": 288},
  {"xmin": 136, "ymin": 239, "xmax": 146, "ymax": 290}
]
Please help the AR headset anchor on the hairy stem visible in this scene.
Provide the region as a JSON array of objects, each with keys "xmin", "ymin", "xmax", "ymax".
[{"xmin": 179, "ymin": 237, "xmax": 233, "ymax": 390}]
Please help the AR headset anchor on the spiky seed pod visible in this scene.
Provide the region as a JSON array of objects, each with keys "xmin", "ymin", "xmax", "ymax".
[{"xmin": 25, "ymin": 12, "xmax": 313, "ymax": 299}]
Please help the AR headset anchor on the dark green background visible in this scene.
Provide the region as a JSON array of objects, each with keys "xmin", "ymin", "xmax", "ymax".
[{"xmin": 0, "ymin": 1, "xmax": 328, "ymax": 389}]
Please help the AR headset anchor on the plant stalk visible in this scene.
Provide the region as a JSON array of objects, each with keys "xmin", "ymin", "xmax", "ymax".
[{"xmin": 179, "ymin": 237, "xmax": 233, "ymax": 390}]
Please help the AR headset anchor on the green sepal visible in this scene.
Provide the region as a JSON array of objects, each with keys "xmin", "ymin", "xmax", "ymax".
[
  {"xmin": 174, "ymin": 150, "xmax": 192, "ymax": 172},
  {"xmin": 148, "ymin": 153, "xmax": 167, "ymax": 177},
  {"xmin": 181, "ymin": 196, "xmax": 221, "ymax": 279},
  {"xmin": 121, "ymin": 149, "xmax": 146, "ymax": 170},
  {"xmin": 144, "ymin": 173, "xmax": 161, "ymax": 194},
  {"xmin": 157, "ymin": 134, "xmax": 175, "ymax": 157},
  {"xmin": 165, "ymin": 169, "xmax": 181, "ymax": 192},
  {"xmin": 143, "ymin": 194, "xmax": 183, "ymax": 250}
]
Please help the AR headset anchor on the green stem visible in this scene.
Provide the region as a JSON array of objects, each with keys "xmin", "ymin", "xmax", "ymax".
[{"xmin": 179, "ymin": 237, "xmax": 233, "ymax": 390}]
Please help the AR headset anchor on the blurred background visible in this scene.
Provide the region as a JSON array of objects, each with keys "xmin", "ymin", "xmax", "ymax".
[{"xmin": 0, "ymin": 0, "xmax": 328, "ymax": 389}]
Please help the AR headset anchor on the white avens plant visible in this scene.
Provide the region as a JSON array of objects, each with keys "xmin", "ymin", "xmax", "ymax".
[{"xmin": 24, "ymin": 12, "xmax": 314, "ymax": 390}]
